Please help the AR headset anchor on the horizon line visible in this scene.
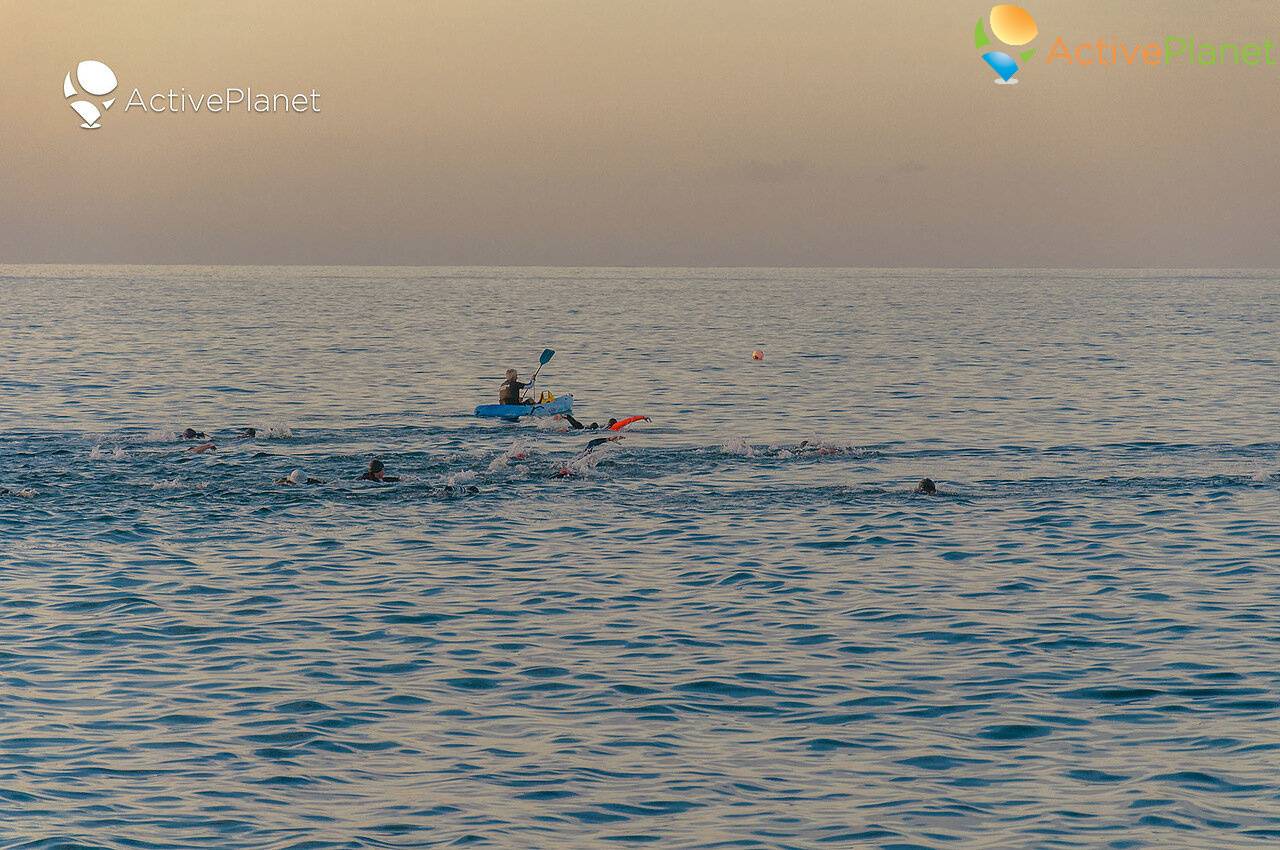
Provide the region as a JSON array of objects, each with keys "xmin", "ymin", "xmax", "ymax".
[{"xmin": 3, "ymin": 262, "xmax": 1279, "ymax": 272}]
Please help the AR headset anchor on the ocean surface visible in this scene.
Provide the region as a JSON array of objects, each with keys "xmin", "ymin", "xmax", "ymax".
[{"xmin": 1, "ymin": 266, "xmax": 1279, "ymax": 850}]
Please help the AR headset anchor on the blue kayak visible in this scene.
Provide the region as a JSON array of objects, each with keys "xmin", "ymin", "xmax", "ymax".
[{"xmin": 474, "ymin": 394, "xmax": 574, "ymax": 420}]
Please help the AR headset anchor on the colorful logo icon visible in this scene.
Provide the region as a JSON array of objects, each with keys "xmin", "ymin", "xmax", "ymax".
[
  {"xmin": 975, "ymin": 5, "xmax": 1038, "ymax": 84},
  {"xmin": 64, "ymin": 60, "xmax": 118, "ymax": 129}
]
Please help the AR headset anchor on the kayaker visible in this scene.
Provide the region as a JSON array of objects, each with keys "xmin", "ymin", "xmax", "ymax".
[
  {"xmin": 359, "ymin": 459, "xmax": 400, "ymax": 482},
  {"xmin": 499, "ymin": 369, "xmax": 533, "ymax": 405}
]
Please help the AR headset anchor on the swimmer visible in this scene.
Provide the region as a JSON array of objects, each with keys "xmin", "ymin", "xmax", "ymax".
[
  {"xmin": 792, "ymin": 440, "xmax": 843, "ymax": 456},
  {"xmin": 186, "ymin": 442, "xmax": 217, "ymax": 454},
  {"xmin": 563, "ymin": 414, "xmax": 600, "ymax": 431},
  {"xmin": 358, "ymin": 459, "xmax": 400, "ymax": 482},
  {"xmin": 237, "ymin": 427, "xmax": 257, "ymax": 439},
  {"xmin": 583, "ymin": 436, "xmax": 620, "ymax": 453},
  {"xmin": 442, "ymin": 484, "xmax": 481, "ymax": 496},
  {"xmin": 275, "ymin": 468, "xmax": 323, "ymax": 486},
  {"xmin": 915, "ymin": 478, "xmax": 937, "ymax": 495},
  {"xmin": 554, "ymin": 435, "xmax": 622, "ymax": 477},
  {"xmin": 607, "ymin": 415, "xmax": 651, "ymax": 432},
  {"xmin": 180, "ymin": 428, "xmax": 207, "ymax": 440},
  {"xmin": 499, "ymin": 369, "xmax": 533, "ymax": 405},
  {"xmin": 563, "ymin": 415, "xmax": 651, "ymax": 432}
]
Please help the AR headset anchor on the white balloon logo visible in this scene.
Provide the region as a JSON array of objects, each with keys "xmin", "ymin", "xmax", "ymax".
[{"xmin": 64, "ymin": 60, "xmax": 118, "ymax": 129}]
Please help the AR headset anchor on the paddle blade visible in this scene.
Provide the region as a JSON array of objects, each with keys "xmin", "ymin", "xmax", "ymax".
[{"xmin": 539, "ymin": 348, "xmax": 555, "ymax": 365}]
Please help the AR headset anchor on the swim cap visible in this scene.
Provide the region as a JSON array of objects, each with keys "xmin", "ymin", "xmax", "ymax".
[
  {"xmin": 288, "ymin": 469, "xmax": 307, "ymax": 485},
  {"xmin": 369, "ymin": 459, "xmax": 385, "ymax": 474}
]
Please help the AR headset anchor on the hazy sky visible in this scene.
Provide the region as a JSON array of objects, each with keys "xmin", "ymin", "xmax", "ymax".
[{"xmin": 5, "ymin": 0, "xmax": 1280, "ymax": 266}]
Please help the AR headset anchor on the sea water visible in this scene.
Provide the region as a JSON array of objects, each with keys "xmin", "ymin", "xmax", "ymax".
[{"xmin": 1, "ymin": 266, "xmax": 1278, "ymax": 848}]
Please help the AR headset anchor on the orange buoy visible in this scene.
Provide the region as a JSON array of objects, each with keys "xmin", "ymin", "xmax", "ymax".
[{"xmin": 752, "ymin": 350, "xmax": 764, "ymax": 361}]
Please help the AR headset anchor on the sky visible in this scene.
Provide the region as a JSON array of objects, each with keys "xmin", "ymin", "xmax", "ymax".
[{"xmin": 4, "ymin": 0, "xmax": 1280, "ymax": 267}]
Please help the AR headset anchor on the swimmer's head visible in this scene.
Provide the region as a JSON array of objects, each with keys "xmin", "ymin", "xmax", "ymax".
[
  {"xmin": 182, "ymin": 428, "xmax": 200, "ymax": 439},
  {"xmin": 288, "ymin": 469, "xmax": 307, "ymax": 485},
  {"xmin": 916, "ymin": 478, "xmax": 937, "ymax": 495},
  {"xmin": 241, "ymin": 427, "xmax": 257, "ymax": 438},
  {"xmin": 607, "ymin": 418, "xmax": 618, "ymax": 427}
]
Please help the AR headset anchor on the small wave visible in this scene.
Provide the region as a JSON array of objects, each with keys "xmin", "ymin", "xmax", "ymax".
[
  {"xmin": 89, "ymin": 445, "xmax": 130, "ymax": 461},
  {"xmin": 0, "ymin": 486, "xmax": 37, "ymax": 498},
  {"xmin": 256, "ymin": 424, "xmax": 294, "ymax": 439},
  {"xmin": 152, "ymin": 478, "xmax": 207, "ymax": 490},
  {"xmin": 793, "ymin": 440, "xmax": 877, "ymax": 458}
]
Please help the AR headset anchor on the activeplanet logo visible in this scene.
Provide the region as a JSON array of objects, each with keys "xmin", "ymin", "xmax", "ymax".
[
  {"xmin": 64, "ymin": 60, "xmax": 118, "ymax": 129},
  {"xmin": 974, "ymin": 5, "xmax": 1280, "ymax": 87},
  {"xmin": 975, "ymin": 5, "xmax": 1039, "ymax": 84},
  {"xmin": 63, "ymin": 59, "xmax": 321, "ymax": 131}
]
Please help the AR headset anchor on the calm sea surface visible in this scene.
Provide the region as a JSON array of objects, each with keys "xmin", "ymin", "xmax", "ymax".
[{"xmin": 1, "ymin": 266, "xmax": 1279, "ymax": 849}]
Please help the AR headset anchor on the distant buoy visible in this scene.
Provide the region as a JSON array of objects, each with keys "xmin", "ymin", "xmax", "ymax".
[{"xmin": 752, "ymin": 350, "xmax": 764, "ymax": 361}]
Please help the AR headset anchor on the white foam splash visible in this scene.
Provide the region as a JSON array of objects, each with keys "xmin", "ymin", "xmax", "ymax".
[
  {"xmin": 488, "ymin": 440, "xmax": 535, "ymax": 471},
  {"xmin": 557, "ymin": 444, "xmax": 617, "ymax": 478},
  {"xmin": 534, "ymin": 417, "xmax": 571, "ymax": 433},
  {"xmin": 788, "ymin": 440, "xmax": 876, "ymax": 458},
  {"xmin": 89, "ymin": 445, "xmax": 130, "ymax": 461},
  {"xmin": 720, "ymin": 437, "xmax": 756, "ymax": 457},
  {"xmin": 445, "ymin": 470, "xmax": 477, "ymax": 487}
]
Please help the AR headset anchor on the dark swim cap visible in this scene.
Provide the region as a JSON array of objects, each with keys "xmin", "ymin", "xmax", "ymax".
[{"xmin": 370, "ymin": 459, "xmax": 385, "ymax": 474}]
